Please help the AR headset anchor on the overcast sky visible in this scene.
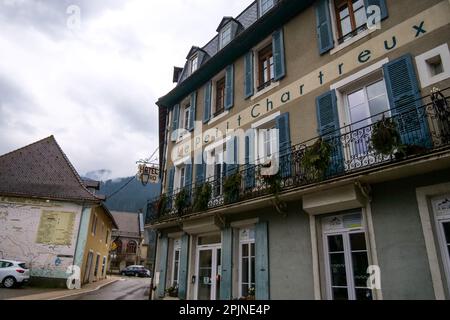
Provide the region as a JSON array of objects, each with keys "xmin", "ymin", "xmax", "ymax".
[{"xmin": 0, "ymin": 0, "xmax": 247, "ymax": 180}]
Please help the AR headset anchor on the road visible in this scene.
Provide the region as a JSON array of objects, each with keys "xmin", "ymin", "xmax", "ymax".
[{"xmin": 59, "ymin": 277, "xmax": 151, "ymax": 300}]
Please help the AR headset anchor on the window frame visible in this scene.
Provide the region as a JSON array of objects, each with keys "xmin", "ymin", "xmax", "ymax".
[
  {"xmin": 238, "ymin": 227, "xmax": 256, "ymax": 298},
  {"xmin": 127, "ymin": 240, "xmax": 137, "ymax": 254},
  {"xmin": 91, "ymin": 214, "xmax": 98, "ymax": 236},
  {"xmin": 333, "ymin": 0, "xmax": 368, "ymax": 44},
  {"xmin": 220, "ymin": 23, "xmax": 232, "ymax": 49},
  {"xmin": 431, "ymin": 196, "xmax": 450, "ymax": 293},
  {"xmin": 259, "ymin": 0, "xmax": 275, "ymax": 16},
  {"xmin": 172, "ymin": 239, "xmax": 182, "ymax": 288},
  {"xmin": 257, "ymin": 43, "xmax": 274, "ymax": 91},
  {"xmin": 322, "ymin": 213, "xmax": 373, "ymax": 300},
  {"xmin": 214, "ymin": 77, "xmax": 226, "ymax": 117},
  {"xmin": 191, "ymin": 55, "xmax": 199, "ymax": 74}
]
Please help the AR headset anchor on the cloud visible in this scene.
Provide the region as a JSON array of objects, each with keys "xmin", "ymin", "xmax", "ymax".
[{"xmin": 0, "ymin": 0, "xmax": 249, "ymax": 178}]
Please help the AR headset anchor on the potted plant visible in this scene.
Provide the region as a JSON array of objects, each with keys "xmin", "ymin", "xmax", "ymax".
[
  {"xmin": 301, "ymin": 138, "xmax": 332, "ymax": 180},
  {"xmin": 370, "ymin": 116, "xmax": 401, "ymax": 156},
  {"xmin": 394, "ymin": 144, "xmax": 428, "ymax": 160},
  {"xmin": 174, "ymin": 188, "xmax": 190, "ymax": 215},
  {"xmin": 165, "ymin": 286, "xmax": 178, "ymax": 298},
  {"xmin": 223, "ymin": 173, "xmax": 242, "ymax": 204},
  {"xmin": 193, "ymin": 183, "xmax": 212, "ymax": 212},
  {"xmin": 239, "ymin": 287, "xmax": 255, "ymax": 300}
]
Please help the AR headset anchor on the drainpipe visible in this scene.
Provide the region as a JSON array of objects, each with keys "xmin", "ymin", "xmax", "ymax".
[{"xmin": 148, "ymin": 230, "xmax": 159, "ymax": 300}]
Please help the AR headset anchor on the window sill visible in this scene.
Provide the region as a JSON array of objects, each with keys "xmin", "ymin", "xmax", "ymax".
[
  {"xmin": 251, "ymin": 81, "xmax": 280, "ymax": 101},
  {"xmin": 208, "ymin": 110, "xmax": 229, "ymax": 126},
  {"xmin": 330, "ymin": 27, "xmax": 377, "ymax": 56}
]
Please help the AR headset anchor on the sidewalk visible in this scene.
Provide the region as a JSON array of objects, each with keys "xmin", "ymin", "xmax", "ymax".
[{"xmin": 4, "ymin": 276, "xmax": 121, "ymax": 300}]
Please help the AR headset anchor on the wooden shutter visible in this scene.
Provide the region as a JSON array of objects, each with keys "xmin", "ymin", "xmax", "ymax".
[
  {"xmin": 188, "ymin": 92, "xmax": 197, "ymax": 132},
  {"xmin": 364, "ymin": 0, "xmax": 388, "ymax": 20},
  {"xmin": 225, "ymin": 65, "xmax": 234, "ymax": 110},
  {"xmin": 383, "ymin": 54, "xmax": 430, "ymax": 147},
  {"xmin": 245, "ymin": 132, "xmax": 256, "ymax": 189},
  {"xmin": 157, "ymin": 235, "xmax": 169, "ymax": 298},
  {"xmin": 272, "ymin": 29, "xmax": 286, "ymax": 81},
  {"xmin": 167, "ymin": 166, "xmax": 175, "ymax": 195},
  {"xmin": 178, "ymin": 234, "xmax": 189, "ymax": 300},
  {"xmin": 276, "ymin": 113, "xmax": 292, "ymax": 178},
  {"xmin": 316, "ymin": 90, "xmax": 345, "ymax": 175},
  {"xmin": 255, "ymin": 222, "xmax": 269, "ymax": 300},
  {"xmin": 203, "ymin": 81, "xmax": 212, "ymax": 123},
  {"xmin": 220, "ymin": 228, "xmax": 233, "ymax": 300},
  {"xmin": 315, "ymin": 0, "xmax": 334, "ymax": 55},
  {"xmin": 226, "ymin": 136, "xmax": 238, "ymax": 177},
  {"xmin": 244, "ymin": 51, "xmax": 254, "ymax": 99},
  {"xmin": 171, "ymin": 104, "xmax": 180, "ymax": 141}
]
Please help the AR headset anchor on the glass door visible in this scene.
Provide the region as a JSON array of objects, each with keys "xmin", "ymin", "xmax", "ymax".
[{"xmin": 196, "ymin": 245, "xmax": 221, "ymax": 300}]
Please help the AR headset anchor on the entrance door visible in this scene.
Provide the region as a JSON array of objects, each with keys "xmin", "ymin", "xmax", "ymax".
[
  {"xmin": 83, "ymin": 251, "xmax": 93, "ymax": 284},
  {"xmin": 196, "ymin": 246, "xmax": 221, "ymax": 300}
]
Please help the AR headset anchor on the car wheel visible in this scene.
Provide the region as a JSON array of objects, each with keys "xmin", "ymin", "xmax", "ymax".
[{"xmin": 3, "ymin": 276, "xmax": 16, "ymax": 289}]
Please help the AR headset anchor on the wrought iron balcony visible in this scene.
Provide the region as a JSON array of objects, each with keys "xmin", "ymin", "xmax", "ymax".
[{"xmin": 146, "ymin": 89, "xmax": 450, "ymax": 225}]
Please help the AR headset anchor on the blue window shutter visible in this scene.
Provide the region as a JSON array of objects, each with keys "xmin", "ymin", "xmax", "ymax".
[
  {"xmin": 383, "ymin": 54, "xmax": 430, "ymax": 148},
  {"xmin": 195, "ymin": 153, "xmax": 206, "ymax": 185},
  {"xmin": 272, "ymin": 29, "xmax": 286, "ymax": 81},
  {"xmin": 316, "ymin": 90, "xmax": 345, "ymax": 175},
  {"xmin": 244, "ymin": 51, "xmax": 254, "ymax": 99},
  {"xmin": 245, "ymin": 132, "xmax": 255, "ymax": 189},
  {"xmin": 178, "ymin": 234, "xmax": 189, "ymax": 300},
  {"xmin": 225, "ymin": 65, "xmax": 234, "ymax": 110},
  {"xmin": 167, "ymin": 166, "xmax": 175, "ymax": 195},
  {"xmin": 171, "ymin": 104, "xmax": 180, "ymax": 141},
  {"xmin": 364, "ymin": 0, "xmax": 388, "ymax": 20},
  {"xmin": 276, "ymin": 113, "xmax": 292, "ymax": 178},
  {"xmin": 188, "ymin": 92, "xmax": 197, "ymax": 132},
  {"xmin": 203, "ymin": 82, "xmax": 212, "ymax": 123},
  {"xmin": 220, "ymin": 228, "xmax": 233, "ymax": 300},
  {"xmin": 315, "ymin": 0, "xmax": 334, "ymax": 55},
  {"xmin": 157, "ymin": 235, "xmax": 169, "ymax": 298},
  {"xmin": 255, "ymin": 222, "xmax": 269, "ymax": 300},
  {"xmin": 226, "ymin": 136, "xmax": 238, "ymax": 176}
]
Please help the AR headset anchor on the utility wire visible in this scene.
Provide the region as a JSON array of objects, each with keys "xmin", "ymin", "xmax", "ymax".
[{"xmin": 106, "ymin": 176, "xmax": 135, "ymax": 200}]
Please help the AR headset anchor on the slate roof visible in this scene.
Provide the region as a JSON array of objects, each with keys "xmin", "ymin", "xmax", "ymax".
[
  {"xmin": 111, "ymin": 211, "xmax": 142, "ymax": 238},
  {"xmin": 0, "ymin": 136, "xmax": 101, "ymax": 202}
]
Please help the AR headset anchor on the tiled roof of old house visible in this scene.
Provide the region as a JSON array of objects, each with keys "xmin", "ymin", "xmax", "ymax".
[
  {"xmin": 111, "ymin": 211, "xmax": 142, "ymax": 238},
  {"xmin": 0, "ymin": 136, "xmax": 100, "ymax": 202}
]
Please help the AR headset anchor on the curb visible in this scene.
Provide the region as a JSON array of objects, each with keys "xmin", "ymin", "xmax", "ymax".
[{"xmin": 48, "ymin": 278, "xmax": 121, "ymax": 300}]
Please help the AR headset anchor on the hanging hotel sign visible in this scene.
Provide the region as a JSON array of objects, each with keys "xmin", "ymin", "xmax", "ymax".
[{"xmin": 137, "ymin": 164, "xmax": 160, "ymax": 185}]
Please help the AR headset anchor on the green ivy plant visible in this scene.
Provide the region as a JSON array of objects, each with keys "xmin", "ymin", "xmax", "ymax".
[
  {"xmin": 301, "ymin": 138, "xmax": 332, "ymax": 179},
  {"xmin": 261, "ymin": 171, "xmax": 287, "ymax": 216},
  {"xmin": 223, "ymin": 173, "xmax": 242, "ymax": 204},
  {"xmin": 370, "ymin": 116, "xmax": 402, "ymax": 155},
  {"xmin": 157, "ymin": 194, "xmax": 168, "ymax": 217},
  {"xmin": 174, "ymin": 188, "xmax": 190, "ymax": 215},
  {"xmin": 193, "ymin": 183, "xmax": 212, "ymax": 212}
]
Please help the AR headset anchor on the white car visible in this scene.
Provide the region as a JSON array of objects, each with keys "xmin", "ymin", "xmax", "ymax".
[{"xmin": 0, "ymin": 260, "xmax": 30, "ymax": 288}]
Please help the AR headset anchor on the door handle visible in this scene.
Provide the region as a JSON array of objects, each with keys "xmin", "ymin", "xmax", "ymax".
[{"xmin": 191, "ymin": 275, "xmax": 196, "ymax": 284}]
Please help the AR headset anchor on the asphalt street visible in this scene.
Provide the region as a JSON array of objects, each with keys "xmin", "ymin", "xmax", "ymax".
[{"xmin": 59, "ymin": 277, "xmax": 151, "ymax": 300}]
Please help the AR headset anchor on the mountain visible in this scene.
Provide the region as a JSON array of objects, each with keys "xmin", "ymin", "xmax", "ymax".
[
  {"xmin": 85, "ymin": 169, "xmax": 113, "ymax": 181},
  {"xmin": 98, "ymin": 177, "xmax": 161, "ymax": 215}
]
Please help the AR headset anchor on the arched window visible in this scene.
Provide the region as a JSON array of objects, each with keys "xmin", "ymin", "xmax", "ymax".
[{"xmin": 127, "ymin": 240, "xmax": 137, "ymax": 254}]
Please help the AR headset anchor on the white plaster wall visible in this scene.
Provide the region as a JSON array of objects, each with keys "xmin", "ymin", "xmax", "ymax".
[{"xmin": 0, "ymin": 197, "xmax": 83, "ymax": 279}]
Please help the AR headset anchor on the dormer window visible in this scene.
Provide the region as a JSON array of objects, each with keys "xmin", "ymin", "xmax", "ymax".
[
  {"xmin": 220, "ymin": 24, "xmax": 232, "ymax": 49},
  {"xmin": 190, "ymin": 55, "xmax": 199, "ymax": 74},
  {"xmin": 259, "ymin": 0, "xmax": 274, "ymax": 16}
]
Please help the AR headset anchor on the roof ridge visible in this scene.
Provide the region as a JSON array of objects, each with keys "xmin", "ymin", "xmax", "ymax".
[{"xmin": 0, "ymin": 135, "xmax": 54, "ymax": 159}]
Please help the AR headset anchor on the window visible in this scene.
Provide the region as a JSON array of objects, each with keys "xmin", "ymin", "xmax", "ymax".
[
  {"xmin": 114, "ymin": 239, "xmax": 122, "ymax": 254},
  {"xmin": 91, "ymin": 214, "xmax": 98, "ymax": 235},
  {"xmin": 127, "ymin": 240, "xmax": 137, "ymax": 254},
  {"xmin": 101, "ymin": 256, "xmax": 106, "ymax": 276},
  {"xmin": 180, "ymin": 166, "xmax": 186, "ymax": 189},
  {"xmin": 258, "ymin": 44, "xmax": 274, "ymax": 90},
  {"xmin": 220, "ymin": 24, "xmax": 232, "ymax": 49},
  {"xmin": 105, "ymin": 230, "xmax": 109, "ymax": 244},
  {"xmin": 345, "ymin": 79, "xmax": 390, "ymax": 156},
  {"xmin": 261, "ymin": 127, "xmax": 277, "ymax": 159},
  {"xmin": 239, "ymin": 228, "xmax": 256, "ymax": 298},
  {"xmin": 172, "ymin": 239, "xmax": 181, "ymax": 287},
  {"xmin": 212, "ymin": 150, "xmax": 225, "ymax": 197},
  {"xmin": 259, "ymin": 0, "xmax": 274, "ymax": 16},
  {"xmin": 183, "ymin": 104, "xmax": 191, "ymax": 130},
  {"xmin": 334, "ymin": 0, "xmax": 367, "ymax": 44},
  {"xmin": 191, "ymin": 55, "xmax": 199, "ymax": 74},
  {"xmin": 322, "ymin": 213, "xmax": 372, "ymax": 300},
  {"xmin": 215, "ymin": 77, "xmax": 226, "ymax": 116},
  {"xmin": 94, "ymin": 254, "xmax": 100, "ymax": 277},
  {"xmin": 431, "ymin": 196, "xmax": 450, "ymax": 291},
  {"xmin": 415, "ymin": 44, "xmax": 450, "ymax": 88}
]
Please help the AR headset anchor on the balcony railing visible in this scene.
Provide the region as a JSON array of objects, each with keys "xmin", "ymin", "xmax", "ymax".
[{"xmin": 146, "ymin": 89, "xmax": 450, "ymax": 225}]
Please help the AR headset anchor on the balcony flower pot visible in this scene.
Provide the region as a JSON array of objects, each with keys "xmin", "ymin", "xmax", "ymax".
[
  {"xmin": 394, "ymin": 144, "xmax": 428, "ymax": 160},
  {"xmin": 301, "ymin": 138, "xmax": 332, "ymax": 180},
  {"xmin": 165, "ymin": 286, "xmax": 178, "ymax": 298},
  {"xmin": 370, "ymin": 116, "xmax": 401, "ymax": 156},
  {"xmin": 175, "ymin": 188, "xmax": 190, "ymax": 215},
  {"xmin": 223, "ymin": 173, "xmax": 242, "ymax": 204},
  {"xmin": 193, "ymin": 183, "xmax": 212, "ymax": 212}
]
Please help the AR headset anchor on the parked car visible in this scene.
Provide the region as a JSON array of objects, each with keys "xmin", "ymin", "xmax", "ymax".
[
  {"xmin": 120, "ymin": 265, "xmax": 151, "ymax": 278},
  {"xmin": 0, "ymin": 260, "xmax": 30, "ymax": 288}
]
